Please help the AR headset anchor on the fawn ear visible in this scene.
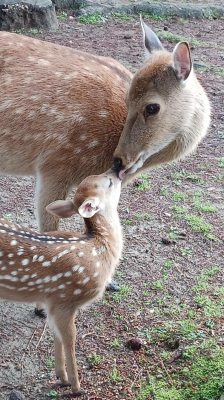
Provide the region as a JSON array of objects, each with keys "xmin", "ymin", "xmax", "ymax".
[
  {"xmin": 46, "ymin": 200, "xmax": 76, "ymax": 218},
  {"xmin": 172, "ymin": 42, "xmax": 192, "ymax": 81},
  {"xmin": 140, "ymin": 15, "xmax": 163, "ymax": 56},
  {"xmin": 78, "ymin": 197, "xmax": 100, "ymax": 218}
]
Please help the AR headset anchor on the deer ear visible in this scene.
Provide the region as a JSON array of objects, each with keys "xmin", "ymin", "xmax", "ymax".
[
  {"xmin": 173, "ymin": 42, "xmax": 192, "ymax": 81},
  {"xmin": 46, "ymin": 200, "xmax": 76, "ymax": 218},
  {"xmin": 78, "ymin": 197, "xmax": 100, "ymax": 218},
  {"xmin": 140, "ymin": 15, "xmax": 163, "ymax": 56}
]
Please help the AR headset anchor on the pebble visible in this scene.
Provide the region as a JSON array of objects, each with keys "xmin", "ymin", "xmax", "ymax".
[{"xmin": 9, "ymin": 390, "xmax": 26, "ymax": 400}]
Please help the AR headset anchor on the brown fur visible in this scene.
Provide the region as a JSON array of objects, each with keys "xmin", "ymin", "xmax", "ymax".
[
  {"xmin": 0, "ymin": 25, "xmax": 210, "ymax": 312},
  {"xmin": 0, "ymin": 171, "xmax": 122, "ymax": 395}
]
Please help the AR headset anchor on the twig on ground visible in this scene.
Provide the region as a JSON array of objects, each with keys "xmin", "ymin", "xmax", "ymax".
[{"xmin": 36, "ymin": 321, "xmax": 47, "ymax": 348}]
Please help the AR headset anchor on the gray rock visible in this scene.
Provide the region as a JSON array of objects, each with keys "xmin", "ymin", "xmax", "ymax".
[
  {"xmin": 0, "ymin": 0, "xmax": 58, "ymax": 31},
  {"xmin": 9, "ymin": 389, "xmax": 26, "ymax": 400},
  {"xmin": 78, "ymin": 1, "xmax": 224, "ymax": 20}
]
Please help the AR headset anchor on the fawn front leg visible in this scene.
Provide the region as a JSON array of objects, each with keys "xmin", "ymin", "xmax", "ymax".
[
  {"xmin": 35, "ymin": 171, "xmax": 72, "ymax": 317},
  {"xmin": 53, "ymin": 310, "xmax": 85, "ymax": 396}
]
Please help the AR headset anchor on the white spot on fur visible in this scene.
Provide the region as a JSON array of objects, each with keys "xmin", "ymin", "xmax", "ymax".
[
  {"xmin": 78, "ymin": 266, "xmax": 84, "ymax": 273},
  {"xmin": 43, "ymin": 261, "xmax": 51, "ymax": 267},
  {"xmin": 38, "ymin": 256, "xmax": 44, "ymax": 262},
  {"xmin": 92, "ymin": 248, "xmax": 97, "ymax": 256},
  {"xmin": 88, "ymin": 140, "xmax": 99, "ymax": 148},
  {"xmin": 72, "ymin": 265, "xmax": 79, "ymax": 272},
  {"xmin": 82, "ymin": 277, "xmax": 90, "ymax": 284},
  {"xmin": 64, "ymin": 271, "xmax": 72, "ymax": 277},
  {"xmin": 99, "ymin": 110, "xmax": 109, "ymax": 118},
  {"xmin": 78, "ymin": 252, "xmax": 84, "ymax": 257},
  {"xmin": 74, "ymin": 289, "xmax": 82, "ymax": 295},
  {"xmin": 22, "ymin": 259, "xmax": 29, "ymax": 266},
  {"xmin": 10, "ymin": 240, "xmax": 17, "ymax": 246},
  {"xmin": 93, "ymin": 272, "xmax": 99, "ymax": 277}
]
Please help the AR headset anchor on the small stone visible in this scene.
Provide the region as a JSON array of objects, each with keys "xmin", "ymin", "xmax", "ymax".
[
  {"xmin": 161, "ymin": 237, "xmax": 175, "ymax": 245},
  {"xmin": 156, "ymin": 374, "xmax": 163, "ymax": 379},
  {"xmin": 126, "ymin": 338, "xmax": 142, "ymax": 351},
  {"xmin": 9, "ymin": 390, "xmax": 26, "ymax": 400}
]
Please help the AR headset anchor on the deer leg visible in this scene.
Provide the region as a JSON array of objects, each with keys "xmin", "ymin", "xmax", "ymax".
[
  {"xmin": 54, "ymin": 334, "xmax": 69, "ymax": 385},
  {"xmin": 34, "ymin": 172, "xmax": 72, "ymax": 318},
  {"xmin": 53, "ymin": 310, "xmax": 85, "ymax": 396}
]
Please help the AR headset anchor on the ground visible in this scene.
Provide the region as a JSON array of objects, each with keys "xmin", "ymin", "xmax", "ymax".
[{"xmin": 0, "ymin": 9, "xmax": 224, "ymax": 400}]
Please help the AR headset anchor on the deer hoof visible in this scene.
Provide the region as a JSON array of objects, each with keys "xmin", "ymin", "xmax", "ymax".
[
  {"xmin": 72, "ymin": 389, "xmax": 86, "ymax": 397},
  {"xmin": 106, "ymin": 281, "xmax": 120, "ymax": 292},
  {"xmin": 34, "ymin": 307, "xmax": 47, "ymax": 318}
]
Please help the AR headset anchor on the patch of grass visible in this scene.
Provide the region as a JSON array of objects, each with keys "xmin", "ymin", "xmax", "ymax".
[
  {"xmin": 173, "ymin": 191, "xmax": 188, "ymax": 202},
  {"xmin": 156, "ymin": 30, "xmax": 210, "ymax": 47},
  {"xmin": 184, "ymin": 214, "xmax": 215, "ymax": 239},
  {"xmin": 112, "ymin": 12, "xmax": 135, "ymax": 21},
  {"xmin": 195, "ymin": 295, "xmax": 222, "ymax": 317},
  {"xmin": 139, "ymin": 12, "xmax": 171, "ymax": 21},
  {"xmin": 180, "ymin": 247, "xmax": 192, "ymax": 257},
  {"xmin": 109, "ymin": 367, "xmax": 123, "ymax": 382},
  {"xmin": 13, "ymin": 28, "xmax": 42, "ymax": 35},
  {"xmin": 112, "ymin": 284, "xmax": 131, "ymax": 302},
  {"xmin": 151, "ymin": 280, "xmax": 164, "ymax": 290},
  {"xmin": 111, "ymin": 338, "xmax": 121, "ymax": 348},
  {"xmin": 79, "ymin": 14, "xmax": 106, "ymax": 24},
  {"xmin": 194, "ymin": 200, "xmax": 216, "ymax": 213},
  {"xmin": 218, "ymin": 157, "xmax": 224, "ymax": 168},
  {"xmin": 172, "ymin": 205, "xmax": 188, "ymax": 215},
  {"xmin": 160, "ymin": 187, "xmax": 169, "ymax": 196},
  {"xmin": 57, "ymin": 11, "xmax": 67, "ymax": 20},
  {"xmin": 134, "ymin": 212, "xmax": 153, "ymax": 220},
  {"xmin": 180, "ymin": 348, "xmax": 224, "ymax": 399},
  {"xmin": 88, "ymin": 353, "xmax": 102, "ymax": 365},
  {"xmin": 125, "ymin": 219, "xmax": 133, "ymax": 226},
  {"xmin": 46, "ymin": 390, "xmax": 60, "ymax": 398},
  {"xmin": 47, "ymin": 358, "xmax": 55, "ymax": 370},
  {"xmin": 136, "ymin": 174, "xmax": 151, "ymax": 192}
]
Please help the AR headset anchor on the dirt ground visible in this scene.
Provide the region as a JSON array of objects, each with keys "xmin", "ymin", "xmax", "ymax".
[{"xmin": 0, "ymin": 11, "xmax": 224, "ymax": 400}]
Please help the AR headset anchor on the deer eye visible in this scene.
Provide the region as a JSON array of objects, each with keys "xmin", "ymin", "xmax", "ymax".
[
  {"xmin": 143, "ymin": 104, "xmax": 160, "ymax": 120},
  {"xmin": 109, "ymin": 178, "xmax": 113, "ymax": 188}
]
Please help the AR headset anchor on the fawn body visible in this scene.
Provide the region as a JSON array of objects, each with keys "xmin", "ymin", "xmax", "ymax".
[
  {"xmin": 0, "ymin": 171, "xmax": 122, "ymax": 396},
  {"xmin": 0, "ymin": 21, "xmax": 210, "ymax": 314}
]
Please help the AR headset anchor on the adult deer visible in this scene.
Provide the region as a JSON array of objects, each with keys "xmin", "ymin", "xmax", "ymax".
[
  {"xmin": 0, "ymin": 170, "xmax": 122, "ymax": 396},
  {"xmin": 0, "ymin": 20, "xmax": 210, "ymax": 316}
]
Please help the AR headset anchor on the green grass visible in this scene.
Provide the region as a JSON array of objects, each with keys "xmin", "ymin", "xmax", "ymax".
[
  {"xmin": 136, "ymin": 174, "xmax": 151, "ymax": 192},
  {"xmin": 57, "ymin": 11, "xmax": 67, "ymax": 20},
  {"xmin": 46, "ymin": 358, "xmax": 55, "ymax": 370},
  {"xmin": 156, "ymin": 30, "xmax": 210, "ymax": 47},
  {"xmin": 109, "ymin": 367, "xmax": 123, "ymax": 382},
  {"xmin": 88, "ymin": 353, "xmax": 102, "ymax": 365},
  {"xmin": 184, "ymin": 214, "xmax": 215, "ymax": 239},
  {"xmin": 79, "ymin": 14, "xmax": 106, "ymax": 24},
  {"xmin": 218, "ymin": 157, "xmax": 224, "ymax": 168},
  {"xmin": 194, "ymin": 200, "xmax": 216, "ymax": 213},
  {"xmin": 112, "ymin": 12, "xmax": 135, "ymax": 21}
]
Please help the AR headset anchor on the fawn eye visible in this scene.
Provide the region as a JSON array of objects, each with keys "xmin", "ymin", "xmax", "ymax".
[
  {"xmin": 109, "ymin": 178, "xmax": 113, "ymax": 188},
  {"xmin": 143, "ymin": 104, "xmax": 160, "ymax": 120}
]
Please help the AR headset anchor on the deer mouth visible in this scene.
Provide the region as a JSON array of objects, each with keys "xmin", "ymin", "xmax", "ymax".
[{"xmin": 118, "ymin": 155, "xmax": 144, "ymax": 180}]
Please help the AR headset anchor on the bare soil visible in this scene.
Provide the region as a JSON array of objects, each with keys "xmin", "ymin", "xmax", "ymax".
[{"xmin": 0, "ymin": 11, "xmax": 224, "ymax": 400}]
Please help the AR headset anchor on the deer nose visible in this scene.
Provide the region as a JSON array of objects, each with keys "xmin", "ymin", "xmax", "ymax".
[{"xmin": 112, "ymin": 157, "xmax": 124, "ymax": 172}]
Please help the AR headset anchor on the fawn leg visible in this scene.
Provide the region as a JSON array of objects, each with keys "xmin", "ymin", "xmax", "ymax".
[
  {"xmin": 54, "ymin": 334, "xmax": 69, "ymax": 385},
  {"xmin": 34, "ymin": 172, "xmax": 72, "ymax": 317},
  {"xmin": 53, "ymin": 309, "xmax": 85, "ymax": 396}
]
